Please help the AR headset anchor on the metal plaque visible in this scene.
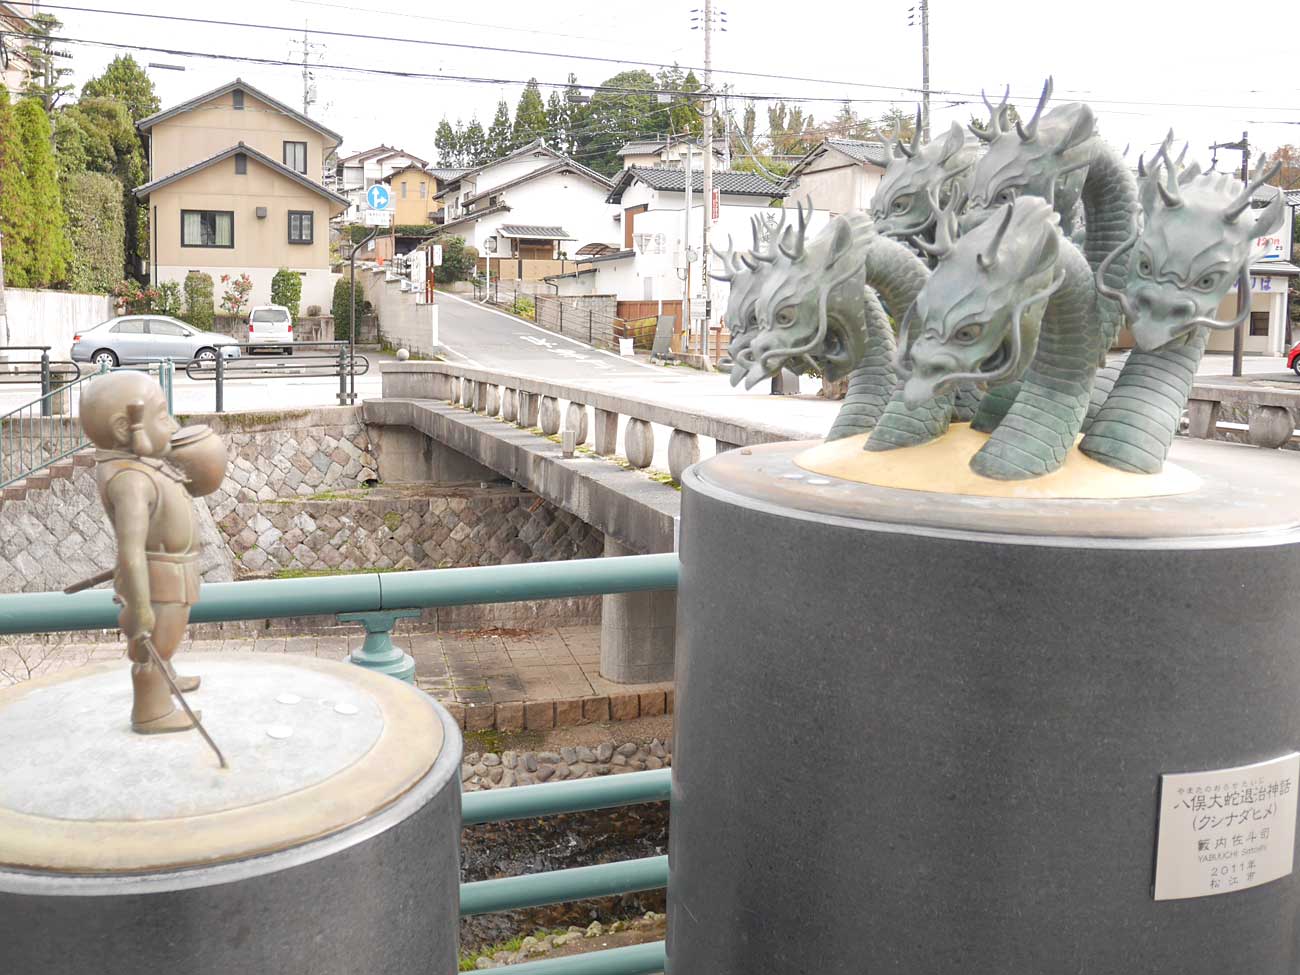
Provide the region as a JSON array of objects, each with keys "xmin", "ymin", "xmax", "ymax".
[{"xmin": 1153, "ymin": 752, "xmax": 1299, "ymax": 901}]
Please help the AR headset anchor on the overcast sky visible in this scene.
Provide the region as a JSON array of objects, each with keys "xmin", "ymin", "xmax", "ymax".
[{"xmin": 24, "ymin": 0, "xmax": 1299, "ymax": 176}]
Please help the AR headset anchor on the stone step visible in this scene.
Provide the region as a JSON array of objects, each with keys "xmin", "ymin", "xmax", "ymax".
[{"xmin": 72, "ymin": 451, "xmax": 96, "ymax": 468}]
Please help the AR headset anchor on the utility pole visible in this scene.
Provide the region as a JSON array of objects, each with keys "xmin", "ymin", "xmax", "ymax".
[
  {"xmin": 1211, "ymin": 131, "xmax": 1250, "ymax": 377},
  {"xmin": 683, "ymin": 121, "xmax": 693, "ymax": 352},
  {"xmin": 700, "ymin": 0, "xmax": 715, "ymax": 369},
  {"xmin": 291, "ymin": 23, "xmax": 322, "ymax": 116},
  {"xmin": 909, "ymin": 0, "xmax": 930, "ymax": 141}
]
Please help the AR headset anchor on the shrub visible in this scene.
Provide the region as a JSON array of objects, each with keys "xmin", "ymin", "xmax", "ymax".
[
  {"xmin": 331, "ymin": 277, "xmax": 372, "ymax": 340},
  {"xmin": 510, "ymin": 294, "xmax": 535, "ymax": 320},
  {"xmin": 306, "ymin": 304, "xmax": 321, "ymax": 317},
  {"xmin": 111, "ymin": 279, "xmax": 158, "ymax": 314},
  {"xmin": 270, "ymin": 267, "xmax": 303, "ymax": 318},
  {"xmin": 62, "ymin": 171, "xmax": 124, "ymax": 294},
  {"xmin": 156, "ymin": 280, "xmax": 183, "ymax": 317},
  {"xmin": 431, "ymin": 234, "xmax": 478, "ymax": 283},
  {"xmin": 182, "ymin": 271, "xmax": 214, "ymax": 328},
  {"xmin": 219, "ymin": 272, "xmax": 253, "ymax": 317}
]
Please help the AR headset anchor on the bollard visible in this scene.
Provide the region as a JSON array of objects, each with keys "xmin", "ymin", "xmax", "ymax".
[
  {"xmin": 215, "ymin": 351, "xmax": 225, "ymax": 414},
  {"xmin": 337, "ymin": 345, "xmax": 349, "ymax": 405},
  {"xmin": 39, "ymin": 351, "xmax": 51, "ymax": 417}
]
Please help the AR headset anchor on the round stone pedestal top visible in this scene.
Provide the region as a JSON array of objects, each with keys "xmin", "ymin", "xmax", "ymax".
[{"xmin": 0, "ymin": 655, "xmax": 443, "ymax": 874}]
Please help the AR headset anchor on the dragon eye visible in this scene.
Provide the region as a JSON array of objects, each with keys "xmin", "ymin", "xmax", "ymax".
[
  {"xmin": 994, "ymin": 188, "xmax": 1017, "ymax": 205},
  {"xmin": 1195, "ymin": 273, "xmax": 1221, "ymax": 291},
  {"xmin": 775, "ymin": 306, "xmax": 798, "ymax": 326},
  {"xmin": 953, "ymin": 323, "xmax": 984, "ymax": 343},
  {"xmin": 891, "ymin": 194, "xmax": 912, "ymax": 214},
  {"xmin": 1137, "ymin": 257, "xmax": 1153, "ymax": 277}
]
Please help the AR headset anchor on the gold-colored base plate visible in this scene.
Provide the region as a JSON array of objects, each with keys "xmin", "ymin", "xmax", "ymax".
[{"xmin": 795, "ymin": 425, "xmax": 1202, "ymax": 500}]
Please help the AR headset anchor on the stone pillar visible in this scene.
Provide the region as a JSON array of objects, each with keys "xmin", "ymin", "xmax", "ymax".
[
  {"xmin": 502, "ymin": 388, "xmax": 518, "ymax": 423},
  {"xmin": 539, "ymin": 397, "xmax": 561, "ymax": 436},
  {"xmin": 600, "ymin": 535, "xmax": 675, "ymax": 683},
  {"xmin": 625, "ymin": 418, "xmax": 654, "ymax": 468},
  {"xmin": 668, "ymin": 429, "xmax": 699, "ymax": 483},
  {"xmin": 520, "ymin": 392, "xmax": 540, "ymax": 428},
  {"xmin": 593, "ymin": 409, "xmax": 619, "ymax": 456},
  {"xmin": 484, "ymin": 384, "xmax": 500, "ymax": 418},
  {"xmin": 565, "ymin": 402, "xmax": 589, "ymax": 445},
  {"xmin": 715, "ymin": 440, "xmax": 741, "ymax": 453},
  {"xmin": 1248, "ymin": 405, "xmax": 1294, "ymax": 449},
  {"xmin": 669, "ymin": 439, "xmax": 1300, "ymax": 974}
]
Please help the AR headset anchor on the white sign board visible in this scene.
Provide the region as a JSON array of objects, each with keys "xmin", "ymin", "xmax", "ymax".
[
  {"xmin": 431, "ymin": 244, "xmax": 443, "ymax": 267},
  {"xmin": 408, "ymin": 249, "xmax": 426, "ymax": 290},
  {"xmin": 1153, "ymin": 752, "xmax": 1299, "ymax": 901},
  {"xmin": 363, "ymin": 208, "xmax": 393, "ymax": 227}
]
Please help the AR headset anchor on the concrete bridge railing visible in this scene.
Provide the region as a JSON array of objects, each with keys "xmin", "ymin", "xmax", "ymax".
[
  {"xmin": 380, "ymin": 361, "xmax": 810, "ymax": 485},
  {"xmin": 1186, "ymin": 382, "xmax": 1300, "ymax": 450}
]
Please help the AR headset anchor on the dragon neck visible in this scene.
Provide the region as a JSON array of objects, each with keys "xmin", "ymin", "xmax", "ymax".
[
  {"xmin": 861, "ymin": 232, "xmax": 931, "ymax": 320},
  {"xmin": 1027, "ymin": 240, "xmax": 1101, "ymax": 404},
  {"xmin": 1081, "ymin": 140, "xmax": 1138, "ymax": 346}
]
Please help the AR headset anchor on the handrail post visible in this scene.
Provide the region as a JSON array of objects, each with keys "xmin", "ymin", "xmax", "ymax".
[
  {"xmin": 588, "ymin": 309, "xmax": 593, "ymax": 344},
  {"xmin": 162, "ymin": 358, "xmax": 174, "ymax": 414},
  {"xmin": 337, "ymin": 609, "xmax": 418, "ymax": 682},
  {"xmin": 337, "ymin": 343, "xmax": 348, "ymax": 405},
  {"xmin": 214, "ymin": 350, "xmax": 225, "ymax": 413},
  {"xmin": 39, "ymin": 350, "xmax": 51, "ymax": 417}
]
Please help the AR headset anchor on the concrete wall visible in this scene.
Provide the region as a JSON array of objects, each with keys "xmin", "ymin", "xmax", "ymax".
[
  {"xmin": 360, "ymin": 267, "xmax": 440, "ymax": 357},
  {"xmin": 2, "ymin": 288, "xmax": 114, "ymax": 353}
]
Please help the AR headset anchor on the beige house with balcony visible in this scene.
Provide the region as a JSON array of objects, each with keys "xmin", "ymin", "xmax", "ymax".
[{"xmin": 134, "ymin": 79, "xmax": 347, "ymax": 313}]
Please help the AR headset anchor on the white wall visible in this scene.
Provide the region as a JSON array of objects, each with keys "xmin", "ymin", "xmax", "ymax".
[
  {"xmin": 2, "ymin": 288, "xmax": 114, "ymax": 355},
  {"xmin": 474, "ymin": 152, "xmax": 556, "ymax": 195},
  {"xmin": 463, "ymin": 172, "xmax": 619, "ymax": 256},
  {"xmin": 156, "ymin": 266, "xmax": 339, "ymax": 317},
  {"xmin": 359, "ymin": 267, "xmax": 439, "ymax": 357}
]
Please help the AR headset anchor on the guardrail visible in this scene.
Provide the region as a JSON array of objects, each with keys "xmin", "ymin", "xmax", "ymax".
[
  {"xmin": 474, "ymin": 278, "xmax": 631, "ymax": 355},
  {"xmin": 184, "ymin": 342, "xmax": 369, "ymax": 412},
  {"xmin": 0, "ymin": 346, "xmax": 82, "ymax": 410},
  {"xmin": 0, "ymin": 554, "xmax": 679, "ymax": 975}
]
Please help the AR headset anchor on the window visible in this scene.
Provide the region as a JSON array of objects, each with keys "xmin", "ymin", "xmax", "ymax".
[
  {"xmin": 1251, "ymin": 311, "xmax": 1270, "ymax": 337},
  {"xmin": 288, "ymin": 210, "xmax": 314, "ymax": 244},
  {"xmin": 232, "ymin": 90, "xmax": 244, "ymax": 110},
  {"xmin": 283, "ymin": 141, "xmax": 307, "ymax": 174},
  {"xmin": 419, "ymin": 182, "xmax": 427, "ymax": 199},
  {"xmin": 234, "ymin": 153, "xmax": 247, "ymax": 175},
  {"xmin": 148, "ymin": 319, "xmax": 189, "ymax": 336},
  {"xmin": 400, "ymin": 181, "xmax": 408, "ymax": 199},
  {"xmin": 111, "ymin": 318, "xmax": 146, "ymax": 334},
  {"xmin": 181, "ymin": 210, "xmax": 234, "ymax": 248}
]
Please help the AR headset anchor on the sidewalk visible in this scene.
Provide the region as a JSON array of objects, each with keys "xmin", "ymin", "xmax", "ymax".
[{"xmin": 0, "ymin": 624, "xmax": 674, "ymax": 732}]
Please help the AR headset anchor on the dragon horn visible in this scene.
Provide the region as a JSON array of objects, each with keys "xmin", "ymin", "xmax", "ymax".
[
  {"xmin": 893, "ymin": 115, "xmax": 914, "ymax": 159},
  {"xmin": 1137, "ymin": 153, "xmax": 1146, "ymax": 179},
  {"xmin": 778, "ymin": 199, "xmax": 811, "ymax": 260},
  {"xmin": 709, "ymin": 240, "xmax": 734, "ymax": 281},
  {"xmin": 1224, "ymin": 154, "xmax": 1281, "ymax": 223},
  {"xmin": 1015, "ymin": 76, "xmax": 1053, "ymax": 142},
  {"xmin": 976, "ymin": 202, "xmax": 1015, "ymax": 272},
  {"xmin": 970, "ymin": 87, "xmax": 1003, "ymax": 142},
  {"xmin": 738, "ymin": 253, "xmax": 759, "ymax": 271},
  {"xmin": 1155, "ymin": 154, "xmax": 1182, "ymax": 209},
  {"xmin": 909, "ymin": 105, "xmax": 923, "ymax": 155},
  {"xmin": 750, "ymin": 215, "xmax": 763, "ymax": 251},
  {"xmin": 928, "ymin": 185, "xmax": 959, "ymax": 256}
]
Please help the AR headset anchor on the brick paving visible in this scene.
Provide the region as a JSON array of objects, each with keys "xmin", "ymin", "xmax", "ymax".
[{"xmin": 0, "ymin": 624, "xmax": 674, "ymax": 730}]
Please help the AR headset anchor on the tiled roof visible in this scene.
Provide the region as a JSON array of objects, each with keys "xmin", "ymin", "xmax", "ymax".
[
  {"xmin": 618, "ymin": 141, "xmax": 667, "ymax": 156},
  {"xmin": 429, "ymin": 167, "xmax": 471, "ymax": 181},
  {"xmin": 133, "ymin": 142, "xmax": 350, "ymax": 207},
  {"xmin": 461, "ymin": 160, "xmax": 612, "ymax": 206},
  {"xmin": 498, "ymin": 225, "xmax": 573, "ymax": 239},
  {"xmin": 338, "ymin": 144, "xmax": 397, "ymax": 164},
  {"xmin": 606, "ymin": 167, "xmax": 786, "ymax": 203},
  {"xmin": 823, "ymin": 139, "xmax": 890, "ymax": 166},
  {"xmin": 137, "ymin": 78, "xmax": 342, "ymax": 145}
]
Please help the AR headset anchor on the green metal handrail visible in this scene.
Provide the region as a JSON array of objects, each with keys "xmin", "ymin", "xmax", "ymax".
[
  {"xmin": 0, "ymin": 553, "xmax": 680, "ymax": 635},
  {"xmin": 461, "ymin": 855, "xmax": 668, "ymax": 916},
  {"xmin": 462, "ymin": 768, "xmax": 671, "ymax": 825},
  {"xmin": 485, "ymin": 941, "xmax": 666, "ymax": 975}
]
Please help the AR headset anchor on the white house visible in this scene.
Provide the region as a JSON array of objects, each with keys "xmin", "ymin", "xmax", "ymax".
[
  {"xmin": 434, "ymin": 141, "xmax": 619, "ymax": 275},
  {"xmin": 334, "ymin": 145, "xmax": 433, "ymax": 219},
  {"xmin": 548, "ymin": 167, "xmax": 819, "ymax": 334},
  {"xmin": 782, "ymin": 139, "xmax": 890, "ymax": 215},
  {"xmin": 616, "ymin": 136, "xmax": 727, "ymax": 171}
]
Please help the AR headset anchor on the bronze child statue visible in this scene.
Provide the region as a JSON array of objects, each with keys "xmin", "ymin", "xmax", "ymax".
[{"xmin": 79, "ymin": 371, "xmax": 228, "ymax": 735}]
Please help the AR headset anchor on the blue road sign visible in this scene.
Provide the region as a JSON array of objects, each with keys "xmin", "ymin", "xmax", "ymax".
[{"xmin": 366, "ymin": 184, "xmax": 392, "ymax": 210}]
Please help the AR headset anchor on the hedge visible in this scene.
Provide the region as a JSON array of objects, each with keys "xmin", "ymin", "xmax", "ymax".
[{"xmin": 63, "ymin": 171, "xmax": 124, "ymax": 294}]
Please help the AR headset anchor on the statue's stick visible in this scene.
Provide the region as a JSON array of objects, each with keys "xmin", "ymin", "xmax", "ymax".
[
  {"xmin": 64, "ymin": 569, "xmax": 114, "ymax": 595},
  {"xmin": 140, "ymin": 634, "xmax": 229, "ymax": 770}
]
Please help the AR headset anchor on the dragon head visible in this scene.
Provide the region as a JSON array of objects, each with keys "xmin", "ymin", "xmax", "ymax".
[
  {"xmin": 870, "ymin": 113, "xmax": 977, "ymax": 239},
  {"xmin": 963, "ymin": 78, "xmax": 1096, "ymax": 230},
  {"xmin": 715, "ymin": 212, "xmax": 788, "ymax": 385},
  {"xmin": 731, "ymin": 202, "xmax": 872, "ymax": 389},
  {"xmin": 900, "ymin": 196, "xmax": 1062, "ymax": 407},
  {"xmin": 1098, "ymin": 148, "xmax": 1284, "ymax": 351}
]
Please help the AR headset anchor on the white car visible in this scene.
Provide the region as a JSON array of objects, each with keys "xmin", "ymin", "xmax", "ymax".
[{"xmin": 246, "ymin": 305, "xmax": 294, "ymax": 354}]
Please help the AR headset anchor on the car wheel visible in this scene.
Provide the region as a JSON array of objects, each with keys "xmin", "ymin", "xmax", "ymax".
[
  {"xmin": 1292, "ymin": 359, "xmax": 1300, "ymax": 377},
  {"xmin": 92, "ymin": 349, "xmax": 118, "ymax": 369},
  {"xmin": 195, "ymin": 347, "xmax": 218, "ymax": 365}
]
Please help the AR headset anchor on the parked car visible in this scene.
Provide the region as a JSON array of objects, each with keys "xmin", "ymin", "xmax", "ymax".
[
  {"xmin": 71, "ymin": 316, "xmax": 241, "ymax": 368},
  {"xmin": 246, "ymin": 304, "xmax": 294, "ymax": 354},
  {"xmin": 1287, "ymin": 340, "xmax": 1300, "ymax": 376}
]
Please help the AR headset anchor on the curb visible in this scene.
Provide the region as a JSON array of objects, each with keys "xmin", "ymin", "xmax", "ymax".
[{"xmin": 437, "ymin": 688, "xmax": 674, "ymax": 732}]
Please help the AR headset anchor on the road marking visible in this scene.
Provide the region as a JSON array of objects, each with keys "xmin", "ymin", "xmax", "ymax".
[
  {"xmin": 436, "ymin": 291, "xmax": 661, "ymax": 372},
  {"xmin": 435, "ymin": 341, "xmax": 485, "ymax": 369}
]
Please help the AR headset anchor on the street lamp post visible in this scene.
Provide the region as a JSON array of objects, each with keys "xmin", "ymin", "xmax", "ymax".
[{"xmin": 349, "ymin": 229, "xmax": 378, "ymax": 404}]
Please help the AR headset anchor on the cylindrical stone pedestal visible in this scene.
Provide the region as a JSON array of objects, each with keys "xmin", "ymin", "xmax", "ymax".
[
  {"xmin": 670, "ymin": 438, "xmax": 1300, "ymax": 974},
  {"xmin": 0, "ymin": 654, "xmax": 462, "ymax": 975}
]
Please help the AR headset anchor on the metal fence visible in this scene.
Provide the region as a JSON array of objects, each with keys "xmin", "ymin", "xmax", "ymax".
[
  {"xmin": 184, "ymin": 342, "xmax": 370, "ymax": 412},
  {"xmin": 0, "ymin": 554, "xmax": 680, "ymax": 975},
  {"xmin": 474, "ymin": 278, "xmax": 633, "ymax": 354}
]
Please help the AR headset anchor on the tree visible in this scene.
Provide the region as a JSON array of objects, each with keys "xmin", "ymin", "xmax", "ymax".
[
  {"xmin": 656, "ymin": 66, "xmax": 702, "ymax": 140},
  {"xmin": 0, "ymin": 87, "xmax": 34, "ymax": 289},
  {"xmin": 486, "ymin": 100, "xmax": 513, "ymax": 160},
  {"xmin": 577, "ymin": 70, "xmax": 659, "ymax": 176},
  {"xmin": 219, "ymin": 273, "xmax": 253, "ymax": 317},
  {"xmin": 183, "ymin": 272, "xmax": 214, "ymax": 328},
  {"xmin": 512, "ymin": 78, "xmax": 549, "ymax": 149},
  {"xmin": 271, "ymin": 268, "xmax": 303, "ymax": 318},
  {"xmin": 431, "ymin": 235, "xmax": 479, "ymax": 282},
  {"xmin": 546, "ymin": 73, "xmax": 584, "ymax": 157},
  {"xmin": 80, "ymin": 55, "xmax": 160, "ymax": 124},
  {"xmin": 63, "ymin": 171, "xmax": 125, "ymax": 293},
  {"xmin": 765, "ymin": 101, "xmax": 817, "ymax": 157},
  {"xmin": 14, "ymin": 98, "xmax": 70, "ymax": 287},
  {"xmin": 1263, "ymin": 146, "xmax": 1300, "ymax": 191},
  {"xmin": 20, "ymin": 13, "xmax": 73, "ymax": 111},
  {"xmin": 462, "ymin": 118, "xmax": 488, "ymax": 167},
  {"xmin": 435, "ymin": 117, "xmax": 460, "ymax": 167},
  {"xmin": 331, "ymin": 277, "xmax": 371, "ymax": 341}
]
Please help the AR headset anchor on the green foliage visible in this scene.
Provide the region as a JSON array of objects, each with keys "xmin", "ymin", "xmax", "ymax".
[
  {"xmin": 435, "ymin": 117, "xmax": 458, "ymax": 166},
  {"xmin": 0, "ymin": 86, "xmax": 34, "ymax": 288},
  {"xmin": 655, "ymin": 65, "xmax": 703, "ymax": 139},
  {"xmin": 13, "ymin": 98, "xmax": 70, "ymax": 287},
  {"xmin": 512, "ymin": 78, "xmax": 548, "ymax": 149},
  {"xmin": 545, "ymin": 73, "xmax": 582, "ymax": 156},
  {"xmin": 79, "ymin": 55, "xmax": 160, "ymax": 123},
  {"xmin": 431, "ymin": 235, "xmax": 478, "ymax": 282},
  {"xmin": 486, "ymin": 99, "xmax": 513, "ymax": 159},
  {"xmin": 332, "ymin": 277, "xmax": 372, "ymax": 340},
  {"xmin": 575, "ymin": 70, "xmax": 658, "ymax": 176},
  {"xmin": 156, "ymin": 280, "xmax": 183, "ymax": 317},
  {"xmin": 271, "ymin": 268, "xmax": 303, "ymax": 318},
  {"xmin": 733, "ymin": 155, "xmax": 791, "ymax": 179},
  {"xmin": 219, "ymin": 273, "xmax": 253, "ymax": 316},
  {"xmin": 462, "ymin": 118, "xmax": 487, "ymax": 166},
  {"xmin": 20, "ymin": 13, "xmax": 73, "ymax": 110},
  {"xmin": 183, "ymin": 271, "xmax": 215, "ymax": 328},
  {"xmin": 63, "ymin": 171, "xmax": 125, "ymax": 293},
  {"xmin": 510, "ymin": 294, "xmax": 535, "ymax": 320},
  {"xmin": 111, "ymin": 279, "xmax": 160, "ymax": 314},
  {"xmin": 766, "ymin": 101, "xmax": 816, "ymax": 156}
]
